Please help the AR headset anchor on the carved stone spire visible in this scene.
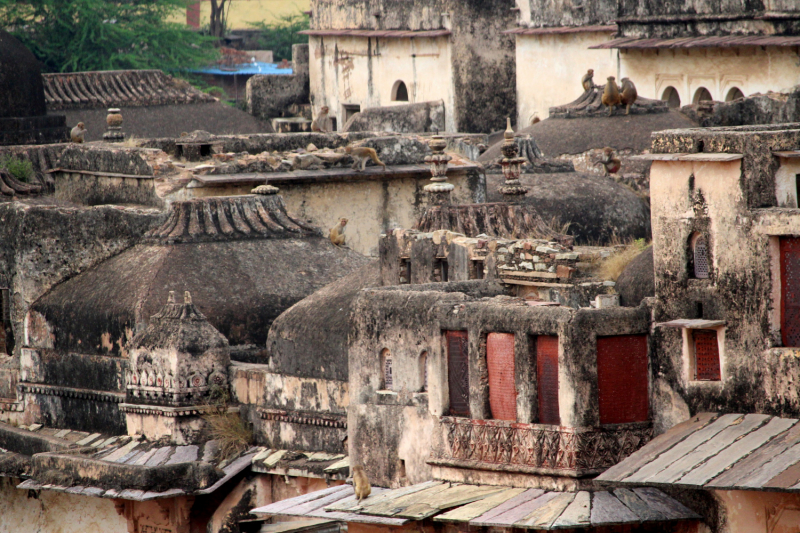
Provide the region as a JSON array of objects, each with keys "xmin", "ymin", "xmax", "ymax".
[
  {"xmin": 499, "ymin": 118, "xmax": 528, "ymax": 202},
  {"xmin": 423, "ymin": 135, "xmax": 453, "ymax": 206}
]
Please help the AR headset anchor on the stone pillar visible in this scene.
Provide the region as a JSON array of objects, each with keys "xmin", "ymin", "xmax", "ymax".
[
  {"xmin": 423, "ymin": 135, "xmax": 453, "ymax": 206},
  {"xmin": 102, "ymin": 108, "xmax": 125, "ymax": 143},
  {"xmin": 499, "ymin": 118, "xmax": 528, "ymax": 202}
]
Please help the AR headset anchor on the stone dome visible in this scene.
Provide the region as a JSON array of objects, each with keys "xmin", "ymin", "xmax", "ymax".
[
  {"xmin": 31, "ymin": 194, "xmax": 371, "ymax": 359},
  {"xmin": 0, "ymin": 30, "xmax": 47, "ymax": 119}
]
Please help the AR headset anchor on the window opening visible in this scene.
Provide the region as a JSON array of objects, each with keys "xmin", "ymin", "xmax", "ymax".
[
  {"xmin": 343, "ymin": 104, "xmax": 361, "ymax": 125},
  {"xmin": 420, "ymin": 351, "xmax": 428, "ymax": 392},
  {"xmin": 399, "ymin": 258, "xmax": 411, "ymax": 284},
  {"xmin": 780, "ymin": 237, "xmax": 800, "ymax": 347},
  {"xmin": 693, "ymin": 330, "xmax": 721, "ymax": 381},
  {"xmin": 661, "ymin": 86, "xmax": 681, "ymax": 108},
  {"xmin": 597, "ymin": 335, "xmax": 649, "ymax": 424},
  {"xmin": 381, "ymin": 349, "xmax": 393, "ymax": 390},
  {"xmin": 693, "ymin": 235, "xmax": 710, "ymax": 279},
  {"xmin": 434, "ymin": 259, "xmax": 448, "ymax": 282},
  {"xmin": 693, "ymin": 87, "xmax": 713, "ymax": 105},
  {"xmin": 446, "ymin": 331, "xmax": 470, "ymax": 417},
  {"xmin": 470, "ymin": 260, "xmax": 484, "ymax": 280},
  {"xmin": 486, "ymin": 333, "xmax": 517, "ymax": 421},
  {"xmin": 0, "ymin": 288, "xmax": 8, "ymax": 355},
  {"xmin": 795, "ymin": 174, "xmax": 800, "ymax": 208},
  {"xmin": 536, "ymin": 336, "xmax": 559, "ymax": 425},
  {"xmin": 725, "ymin": 87, "xmax": 744, "ymax": 102},
  {"xmin": 392, "ymin": 81, "xmax": 409, "ymax": 102}
]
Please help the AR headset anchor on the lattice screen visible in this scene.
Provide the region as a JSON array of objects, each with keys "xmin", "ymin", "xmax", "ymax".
[
  {"xmin": 781, "ymin": 237, "xmax": 800, "ymax": 347},
  {"xmin": 694, "ymin": 236, "xmax": 710, "ymax": 279},
  {"xmin": 487, "ymin": 333, "xmax": 517, "ymax": 421},
  {"xmin": 536, "ymin": 336, "xmax": 560, "ymax": 425},
  {"xmin": 597, "ymin": 335, "xmax": 649, "ymax": 425},
  {"xmin": 694, "ymin": 330, "xmax": 721, "ymax": 381},
  {"xmin": 446, "ymin": 331, "xmax": 470, "ymax": 417},
  {"xmin": 383, "ymin": 352, "xmax": 393, "ymax": 390}
]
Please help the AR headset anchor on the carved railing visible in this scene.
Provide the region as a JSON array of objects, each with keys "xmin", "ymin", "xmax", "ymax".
[{"xmin": 431, "ymin": 416, "xmax": 653, "ymax": 477}]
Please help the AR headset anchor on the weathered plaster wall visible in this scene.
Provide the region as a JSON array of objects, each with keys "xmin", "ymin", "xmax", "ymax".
[
  {"xmin": 620, "ymin": 47, "xmax": 800, "ymax": 109},
  {"xmin": 310, "ymin": 35, "xmax": 457, "ymax": 132},
  {"xmin": 515, "ymin": 32, "xmax": 618, "ymax": 125},
  {"xmin": 0, "ymin": 477, "xmax": 127, "ymax": 533},
  {"xmin": 309, "ymin": 0, "xmax": 517, "ymax": 133},
  {"xmin": 516, "ymin": 0, "xmax": 618, "ymax": 27},
  {"xmin": 713, "ymin": 489, "xmax": 800, "ymax": 533}
]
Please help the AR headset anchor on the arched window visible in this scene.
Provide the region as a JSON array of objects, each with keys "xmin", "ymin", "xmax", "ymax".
[
  {"xmin": 725, "ymin": 87, "xmax": 744, "ymax": 102},
  {"xmin": 381, "ymin": 349, "xmax": 393, "ymax": 390},
  {"xmin": 690, "ymin": 233, "xmax": 710, "ymax": 279},
  {"xmin": 661, "ymin": 86, "xmax": 681, "ymax": 108},
  {"xmin": 693, "ymin": 87, "xmax": 713, "ymax": 105},
  {"xmin": 392, "ymin": 80, "xmax": 409, "ymax": 102},
  {"xmin": 419, "ymin": 351, "xmax": 428, "ymax": 392}
]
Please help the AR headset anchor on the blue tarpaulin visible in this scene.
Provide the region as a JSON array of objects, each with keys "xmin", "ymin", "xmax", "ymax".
[{"xmin": 191, "ymin": 62, "xmax": 293, "ymax": 76}]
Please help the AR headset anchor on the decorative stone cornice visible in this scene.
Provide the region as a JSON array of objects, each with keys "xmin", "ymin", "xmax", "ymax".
[
  {"xmin": 258, "ymin": 408, "xmax": 347, "ymax": 429},
  {"xmin": 20, "ymin": 383, "xmax": 125, "ymax": 403},
  {"xmin": 118, "ymin": 403, "xmax": 214, "ymax": 417}
]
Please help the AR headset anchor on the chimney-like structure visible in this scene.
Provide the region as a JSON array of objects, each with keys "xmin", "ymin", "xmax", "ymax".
[
  {"xmin": 423, "ymin": 134, "xmax": 453, "ymax": 206},
  {"xmin": 499, "ymin": 117, "xmax": 528, "ymax": 202}
]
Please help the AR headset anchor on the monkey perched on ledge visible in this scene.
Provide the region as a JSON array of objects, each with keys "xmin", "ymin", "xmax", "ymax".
[
  {"xmin": 581, "ymin": 69, "xmax": 595, "ymax": 92},
  {"xmin": 353, "ymin": 465, "xmax": 371, "ymax": 502},
  {"xmin": 595, "ymin": 147, "xmax": 621, "ymax": 176},
  {"xmin": 601, "ymin": 77, "xmax": 621, "ymax": 116},
  {"xmin": 330, "ymin": 217, "xmax": 348, "ymax": 246},
  {"xmin": 311, "ymin": 106, "xmax": 330, "ymax": 133},
  {"xmin": 345, "ymin": 146, "xmax": 386, "ymax": 171},
  {"xmin": 70, "ymin": 122, "xmax": 87, "ymax": 143},
  {"xmin": 620, "ymin": 78, "xmax": 638, "ymax": 115}
]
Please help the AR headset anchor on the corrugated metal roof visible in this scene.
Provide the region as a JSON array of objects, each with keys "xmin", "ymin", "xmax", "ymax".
[
  {"xmin": 252, "ymin": 480, "xmax": 700, "ymax": 529},
  {"xmin": 597, "ymin": 412, "xmax": 800, "ymax": 492},
  {"xmin": 591, "ymin": 35, "xmax": 800, "ymax": 49},
  {"xmin": 504, "ymin": 24, "xmax": 617, "ymax": 36},
  {"xmin": 300, "ymin": 29, "xmax": 451, "ymax": 38}
]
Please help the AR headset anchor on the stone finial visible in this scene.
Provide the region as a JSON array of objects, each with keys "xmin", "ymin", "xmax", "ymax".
[
  {"xmin": 423, "ymin": 134, "xmax": 454, "ymax": 206},
  {"xmin": 184, "ymin": 291, "xmax": 192, "ymax": 304},
  {"xmin": 102, "ymin": 108, "xmax": 125, "ymax": 143},
  {"xmin": 167, "ymin": 291, "xmax": 176, "ymax": 304},
  {"xmin": 499, "ymin": 118, "xmax": 528, "ymax": 202}
]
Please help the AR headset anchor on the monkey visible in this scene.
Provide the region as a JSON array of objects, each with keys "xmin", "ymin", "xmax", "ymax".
[
  {"xmin": 330, "ymin": 217, "xmax": 348, "ymax": 246},
  {"xmin": 581, "ymin": 69, "xmax": 595, "ymax": 92},
  {"xmin": 601, "ymin": 77, "xmax": 621, "ymax": 116},
  {"xmin": 70, "ymin": 122, "xmax": 87, "ymax": 143},
  {"xmin": 311, "ymin": 106, "xmax": 330, "ymax": 133},
  {"xmin": 530, "ymin": 115, "xmax": 541, "ymax": 125},
  {"xmin": 619, "ymin": 78, "xmax": 638, "ymax": 115},
  {"xmin": 345, "ymin": 146, "xmax": 386, "ymax": 171},
  {"xmin": 353, "ymin": 465, "xmax": 371, "ymax": 502},
  {"xmin": 594, "ymin": 147, "xmax": 621, "ymax": 176}
]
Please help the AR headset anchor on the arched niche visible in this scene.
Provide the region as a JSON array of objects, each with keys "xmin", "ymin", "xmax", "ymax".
[{"xmin": 661, "ymin": 86, "xmax": 681, "ymax": 108}]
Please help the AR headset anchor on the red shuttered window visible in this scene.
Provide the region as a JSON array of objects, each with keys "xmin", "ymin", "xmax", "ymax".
[
  {"xmin": 781, "ymin": 237, "xmax": 800, "ymax": 347},
  {"xmin": 446, "ymin": 331, "xmax": 470, "ymax": 417},
  {"xmin": 597, "ymin": 335, "xmax": 649, "ymax": 425},
  {"xmin": 536, "ymin": 336, "xmax": 560, "ymax": 425},
  {"xmin": 694, "ymin": 330, "xmax": 721, "ymax": 381},
  {"xmin": 486, "ymin": 333, "xmax": 517, "ymax": 421}
]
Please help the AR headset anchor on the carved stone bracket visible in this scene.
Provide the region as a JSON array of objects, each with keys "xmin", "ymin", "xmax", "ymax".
[{"xmin": 433, "ymin": 416, "xmax": 652, "ymax": 477}]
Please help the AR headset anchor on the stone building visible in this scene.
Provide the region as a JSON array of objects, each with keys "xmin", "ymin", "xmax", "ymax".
[{"xmin": 302, "ymin": 0, "xmax": 517, "ymax": 134}]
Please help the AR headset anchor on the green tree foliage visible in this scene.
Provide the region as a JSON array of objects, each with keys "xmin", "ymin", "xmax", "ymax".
[
  {"xmin": 249, "ymin": 12, "xmax": 309, "ymax": 63},
  {"xmin": 0, "ymin": 0, "xmax": 218, "ymax": 73}
]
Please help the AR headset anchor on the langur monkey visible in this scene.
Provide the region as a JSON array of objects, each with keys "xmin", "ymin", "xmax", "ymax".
[
  {"xmin": 345, "ymin": 145, "xmax": 386, "ymax": 171},
  {"xmin": 619, "ymin": 78, "xmax": 638, "ymax": 116},
  {"xmin": 353, "ymin": 465, "xmax": 371, "ymax": 502},
  {"xmin": 581, "ymin": 69, "xmax": 595, "ymax": 92},
  {"xmin": 595, "ymin": 147, "xmax": 621, "ymax": 176},
  {"xmin": 70, "ymin": 122, "xmax": 87, "ymax": 143},
  {"xmin": 311, "ymin": 106, "xmax": 330, "ymax": 133},
  {"xmin": 330, "ymin": 217, "xmax": 348, "ymax": 246},
  {"xmin": 601, "ymin": 77, "xmax": 621, "ymax": 116}
]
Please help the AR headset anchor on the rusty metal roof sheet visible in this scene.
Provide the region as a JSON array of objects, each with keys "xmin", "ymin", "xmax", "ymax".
[
  {"xmin": 591, "ymin": 35, "xmax": 800, "ymax": 49},
  {"xmin": 299, "ymin": 29, "xmax": 451, "ymax": 38},
  {"xmin": 504, "ymin": 24, "xmax": 617, "ymax": 36},
  {"xmin": 252, "ymin": 481, "xmax": 700, "ymax": 529},
  {"xmin": 597, "ymin": 412, "xmax": 800, "ymax": 492}
]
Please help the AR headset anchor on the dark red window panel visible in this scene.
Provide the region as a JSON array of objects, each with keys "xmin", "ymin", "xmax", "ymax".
[
  {"xmin": 694, "ymin": 330, "xmax": 721, "ymax": 381},
  {"xmin": 536, "ymin": 336, "xmax": 560, "ymax": 425},
  {"xmin": 487, "ymin": 333, "xmax": 517, "ymax": 421},
  {"xmin": 596, "ymin": 335, "xmax": 649, "ymax": 425},
  {"xmin": 781, "ymin": 237, "xmax": 800, "ymax": 347},
  {"xmin": 446, "ymin": 330, "xmax": 470, "ymax": 417}
]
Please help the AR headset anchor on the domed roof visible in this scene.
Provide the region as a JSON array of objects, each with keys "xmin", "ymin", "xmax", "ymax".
[
  {"xmin": 479, "ymin": 110, "xmax": 696, "ymax": 161},
  {"xmin": 0, "ymin": 30, "xmax": 47, "ymax": 119},
  {"xmin": 267, "ymin": 261, "xmax": 380, "ymax": 381},
  {"xmin": 486, "ymin": 171, "xmax": 650, "ymax": 244},
  {"xmin": 31, "ymin": 194, "xmax": 371, "ymax": 358}
]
